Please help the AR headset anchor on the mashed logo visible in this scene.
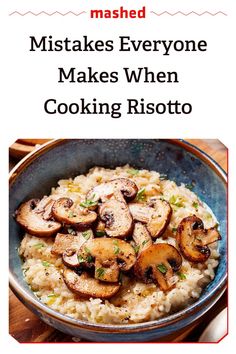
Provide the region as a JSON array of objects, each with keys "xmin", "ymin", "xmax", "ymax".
[{"xmin": 91, "ymin": 6, "xmax": 146, "ymax": 19}]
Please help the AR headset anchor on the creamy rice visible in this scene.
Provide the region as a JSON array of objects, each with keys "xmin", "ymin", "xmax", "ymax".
[{"xmin": 19, "ymin": 166, "xmax": 219, "ymax": 324}]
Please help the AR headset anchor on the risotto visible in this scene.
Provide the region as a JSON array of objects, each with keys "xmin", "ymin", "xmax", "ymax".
[{"xmin": 17, "ymin": 166, "xmax": 221, "ymax": 324}]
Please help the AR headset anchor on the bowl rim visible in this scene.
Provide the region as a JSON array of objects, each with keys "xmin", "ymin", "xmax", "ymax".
[{"xmin": 9, "ymin": 139, "xmax": 227, "ymax": 333}]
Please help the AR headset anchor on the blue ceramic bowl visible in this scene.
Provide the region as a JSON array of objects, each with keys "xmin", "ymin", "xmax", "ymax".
[{"xmin": 9, "ymin": 139, "xmax": 227, "ymax": 342}]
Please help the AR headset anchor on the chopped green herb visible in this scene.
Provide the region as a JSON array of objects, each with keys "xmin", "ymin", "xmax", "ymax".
[
  {"xmin": 142, "ymin": 240, "xmax": 148, "ymax": 246},
  {"xmin": 34, "ymin": 243, "xmax": 45, "ymax": 249},
  {"xmin": 113, "ymin": 240, "xmax": 120, "ymax": 255},
  {"xmin": 185, "ymin": 184, "xmax": 194, "ymax": 191},
  {"xmin": 42, "ymin": 261, "xmax": 51, "ymax": 267},
  {"xmin": 177, "ymin": 272, "xmax": 187, "ymax": 280},
  {"xmin": 68, "ymin": 211, "xmax": 76, "ymax": 218},
  {"xmin": 172, "ymin": 227, "xmax": 177, "ymax": 233},
  {"xmin": 84, "ymin": 247, "xmax": 91, "ymax": 254},
  {"xmin": 47, "ymin": 293, "xmax": 59, "ymax": 298},
  {"xmin": 77, "ymin": 255, "xmax": 85, "ymax": 263},
  {"xmin": 169, "ymin": 195, "xmax": 184, "ymax": 208},
  {"xmin": 96, "ymin": 268, "xmax": 105, "ymax": 278},
  {"xmin": 114, "ymin": 245, "xmax": 120, "ymax": 255},
  {"xmin": 128, "ymin": 169, "xmax": 139, "ymax": 176},
  {"xmin": 157, "ymin": 263, "xmax": 167, "ymax": 274},
  {"xmin": 192, "ymin": 201, "xmax": 199, "ymax": 209},
  {"xmin": 134, "ymin": 245, "xmax": 140, "ymax": 254},
  {"xmin": 80, "ymin": 195, "xmax": 98, "ymax": 208},
  {"xmin": 86, "ymin": 255, "xmax": 94, "ymax": 263},
  {"xmin": 82, "ymin": 231, "xmax": 91, "ymax": 240},
  {"xmin": 159, "ymin": 173, "xmax": 168, "ymax": 181},
  {"xmin": 95, "ymin": 231, "xmax": 106, "ymax": 237},
  {"xmin": 136, "ymin": 188, "xmax": 146, "ymax": 201}
]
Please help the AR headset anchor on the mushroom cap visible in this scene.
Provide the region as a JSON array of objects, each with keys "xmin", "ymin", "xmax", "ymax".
[
  {"xmin": 176, "ymin": 215, "xmax": 221, "ymax": 263},
  {"xmin": 99, "ymin": 199, "xmax": 133, "ymax": 238},
  {"xmin": 16, "ymin": 199, "xmax": 61, "ymax": 237},
  {"xmin": 129, "ymin": 199, "xmax": 172, "ymax": 238},
  {"xmin": 87, "ymin": 178, "xmax": 138, "ymax": 203},
  {"xmin": 132, "ymin": 222, "xmax": 152, "ymax": 256},
  {"xmin": 63, "ymin": 269, "xmax": 120, "ymax": 299},
  {"xmin": 52, "ymin": 197, "xmax": 97, "ymax": 229},
  {"xmin": 134, "ymin": 243, "xmax": 182, "ymax": 291},
  {"xmin": 79, "ymin": 237, "xmax": 136, "ymax": 282}
]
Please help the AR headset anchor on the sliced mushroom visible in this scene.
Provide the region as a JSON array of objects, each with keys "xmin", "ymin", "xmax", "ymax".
[
  {"xmin": 129, "ymin": 199, "xmax": 172, "ymax": 238},
  {"xmin": 52, "ymin": 198, "xmax": 97, "ymax": 229},
  {"xmin": 132, "ymin": 222, "xmax": 152, "ymax": 256},
  {"xmin": 176, "ymin": 215, "xmax": 221, "ymax": 263},
  {"xmin": 78, "ymin": 238, "xmax": 136, "ymax": 282},
  {"xmin": 134, "ymin": 243, "xmax": 182, "ymax": 291},
  {"xmin": 99, "ymin": 199, "xmax": 133, "ymax": 238},
  {"xmin": 15, "ymin": 199, "xmax": 61, "ymax": 237},
  {"xmin": 87, "ymin": 178, "xmax": 138, "ymax": 203},
  {"xmin": 51, "ymin": 230, "xmax": 94, "ymax": 267},
  {"xmin": 63, "ymin": 269, "xmax": 120, "ymax": 299},
  {"xmin": 33, "ymin": 196, "xmax": 57, "ymax": 220}
]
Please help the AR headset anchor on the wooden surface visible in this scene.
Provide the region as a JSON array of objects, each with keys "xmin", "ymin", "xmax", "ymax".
[{"xmin": 9, "ymin": 139, "xmax": 227, "ymax": 343}]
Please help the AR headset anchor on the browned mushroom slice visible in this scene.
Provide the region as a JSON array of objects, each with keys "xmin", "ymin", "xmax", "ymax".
[
  {"xmin": 87, "ymin": 178, "xmax": 138, "ymax": 203},
  {"xmin": 134, "ymin": 243, "xmax": 182, "ymax": 291},
  {"xmin": 78, "ymin": 238, "xmax": 136, "ymax": 282},
  {"xmin": 129, "ymin": 199, "xmax": 172, "ymax": 238},
  {"xmin": 33, "ymin": 196, "xmax": 57, "ymax": 220},
  {"xmin": 52, "ymin": 198, "xmax": 97, "ymax": 229},
  {"xmin": 15, "ymin": 199, "xmax": 61, "ymax": 237},
  {"xmin": 132, "ymin": 222, "xmax": 152, "ymax": 256},
  {"xmin": 176, "ymin": 215, "xmax": 221, "ymax": 263},
  {"xmin": 99, "ymin": 199, "xmax": 133, "ymax": 238},
  {"xmin": 51, "ymin": 230, "xmax": 94, "ymax": 267},
  {"xmin": 63, "ymin": 269, "xmax": 120, "ymax": 299}
]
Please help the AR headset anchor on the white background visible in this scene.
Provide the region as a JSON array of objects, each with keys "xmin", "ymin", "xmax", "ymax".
[{"xmin": 1, "ymin": 0, "xmax": 236, "ymax": 352}]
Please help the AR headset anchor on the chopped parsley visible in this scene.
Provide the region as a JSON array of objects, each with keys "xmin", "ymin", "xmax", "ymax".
[
  {"xmin": 82, "ymin": 231, "xmax": 91, "ymax": 240},
  {"xmin": 68, "ymin": 211, "xmax": 77, "ymax": 218},
  {"xmin": 185, "ymin": 183, "xmax": 194, "ymax": 191},
  {"xmin": 80, "ymin": 195, "xmax": 98, "ymax": 208},
  {"xmin": 142, "ymin": 240, "xmax": 148, "ymax": 246},
  {"xmin": 34, "ymin": 243, "xmax": 45, "ymax": 249},
  {"xmin": 95, "ymin": 231, "xmax": 105, "ymax": 237},
  {"xmin": 157, "ymin": 263, "xmax": 167, "ymax": 274},
  {"xmin": 192, "ymin": 201, "xmax": 199, "ymax": 210},
  {"xmin": 134, "ymin": 245, "xmax": 140, "ymax": 254},
  {"xmin": 177, "ymin": 272, "xmax": 187, "ymax": 280},
  {"xmin": 47, "ymin": 293, "xmax": 59, "ymax": 298},
  {"xmin": 172, "ymin": 227, "xmax": 177, "ymax": 233},
  {"xmin": 113, "ymin": 240, "xmax": 120, "ymax": 255},
  {"xmin": 84, "ymin": 246, "xmax": 91, "ymax": 254},
  {"xmin": 86, "ymin": 255, "xmax": 94, "ymax": 263},
  {"xmin": 42, "ymin": 261, "xmax": 51, "ymax": 267},
  {"xmin": 169, "ymin": 195, "xmax": 185, "ymax": 208},
  {"xmin": 96, "ymin": 268, "xmax": 105, "ymax": 278},
  {"xmin": 77, "ymin": 255, "xmax": 85, "ymax": 263},
  {"xmin": 128, "ymin": 169, "xmax": 139, "ymax": 176},
  {"xmin": 135, "ymin": 188, "xmax": 146, "ymax": 201}
]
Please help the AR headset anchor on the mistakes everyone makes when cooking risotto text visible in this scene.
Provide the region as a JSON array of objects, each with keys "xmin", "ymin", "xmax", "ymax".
[{"xmin": 29, "ymin": 35, "xmax": 209, "ymax": 118}]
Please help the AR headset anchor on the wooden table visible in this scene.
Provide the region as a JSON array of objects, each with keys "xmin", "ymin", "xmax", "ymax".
[{"xmin": 9, "ymin": 139, "xmax": 227, "ymax": 343}]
